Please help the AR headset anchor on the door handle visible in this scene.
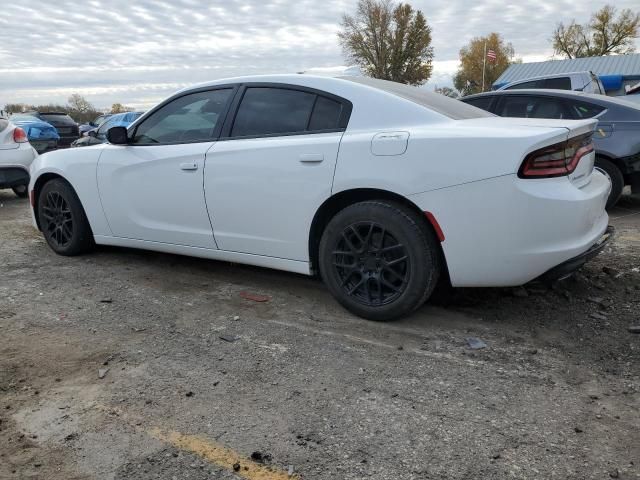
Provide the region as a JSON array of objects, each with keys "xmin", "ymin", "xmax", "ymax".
[
  {"xmin": 180, "ymin": 162, "xmax": 198, "ymax": 171},
  {"xmin": 299, "ymin": 153, "xmax": 324, "ymax": 163}
]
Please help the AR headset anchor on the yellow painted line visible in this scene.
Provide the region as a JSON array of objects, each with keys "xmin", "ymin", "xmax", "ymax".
[{"xmin": 150, "ymin": 428, "xmax": 298, "ymax": 480}]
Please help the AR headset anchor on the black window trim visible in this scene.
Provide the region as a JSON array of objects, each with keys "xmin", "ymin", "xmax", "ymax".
[
  {"xmin": 219, "ymin": 82, "xmax": 353, "ymax": 141},
  {"xmin": 462, "ymin": 95, "xmax": 498, "ymax": 113},
  {"xmin": 128, "ymin": 84, "xmax": 240, "ymax": 146}
]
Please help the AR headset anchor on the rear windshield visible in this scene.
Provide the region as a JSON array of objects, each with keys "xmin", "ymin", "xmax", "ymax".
[
  {"xmin": 0, "ymin": 119, "xmax": 8, "ymax": 132},
  {"xmin": 341, "ymin": 76, "xmax": 493, "ymax": 120},
  {"xmin": 39, "ymin": 113, "xmax": 76, "ymax": 125}
]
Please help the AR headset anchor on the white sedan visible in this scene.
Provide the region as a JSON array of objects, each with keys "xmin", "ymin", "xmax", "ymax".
[
  {"xmin": 28, "ymin": 75, "xmax": 611, "ymax": 321},
  {"xmin": 0, "ymin": 113, "xmax": 37, "ymax": 197}
]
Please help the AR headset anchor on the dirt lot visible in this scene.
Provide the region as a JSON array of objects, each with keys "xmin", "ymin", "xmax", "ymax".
[{"xmin": 1, "ymin": 190, "xmax": 639, "ymax": 480}]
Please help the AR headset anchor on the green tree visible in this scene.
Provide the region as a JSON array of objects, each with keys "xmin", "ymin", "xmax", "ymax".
[
  {"xmin": 553, "ymin": 5, "xmax": 640, "ymax": 58},
  {"xmin": 454, "ymin": 33, "xmax": 515, "ymax": 96},
  {"xmin": 338, "ymin": 0, "xmax": 434, "ymax": 85}
]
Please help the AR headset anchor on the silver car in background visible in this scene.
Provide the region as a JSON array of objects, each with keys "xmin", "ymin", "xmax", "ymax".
[{"xmin": 462, "ymin": 89, "xmax": 640, "ymax": 207}]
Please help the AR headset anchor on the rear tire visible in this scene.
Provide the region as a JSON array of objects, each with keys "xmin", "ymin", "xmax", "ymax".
[
  {"xmin": 12, "ymin": 184, "xmax": 28, "ymax": 198},
  {"xmin": 595, "ymin": 157, "xmax": 624, "ymax": 209},
  {"xmin": 37, "ymin": 179, "xmax": 94, "ymax": 256},
  {"xmin": 319, "ymin": 201, "xmax": 440, "ymax": 321}
]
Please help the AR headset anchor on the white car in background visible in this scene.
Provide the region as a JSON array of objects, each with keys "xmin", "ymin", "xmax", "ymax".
[
  {"xmin": 0, "ymin": 112, "xmax": 37, "ymax": 197},
  {"xmin": 28, "ymin": 75, "xmax": 612, "ymax": 321}
]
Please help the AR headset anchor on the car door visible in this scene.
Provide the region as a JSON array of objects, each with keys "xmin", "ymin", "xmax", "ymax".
[
  {"xmin": 97, "ymin": 87, "xmax": 235, "ymax": 248},
  {"xmin": 204, "ymin": 85, "xmax": 351, "ymax": 261}
]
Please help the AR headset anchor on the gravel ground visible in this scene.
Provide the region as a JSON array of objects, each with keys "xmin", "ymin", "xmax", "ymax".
[{"xmin": 1, "ymin": 190, "xmax": 639, "ymax": 480}]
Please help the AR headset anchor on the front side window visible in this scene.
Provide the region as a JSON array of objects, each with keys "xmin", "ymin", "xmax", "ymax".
[
  {"xmin": 505, "ymin": 80, "xmax": 540, "ymax": 90},
  {"xmin": 133, "ymin": 89, "xmax": 232, "ymax": 144}
]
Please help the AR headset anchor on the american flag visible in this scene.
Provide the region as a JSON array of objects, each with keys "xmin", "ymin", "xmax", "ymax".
[{"xmin": 487, "ymin": 49, "xmax": 497, "ymax": 61}]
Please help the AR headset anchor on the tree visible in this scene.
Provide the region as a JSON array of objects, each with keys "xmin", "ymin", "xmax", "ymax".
[
  {"xmin": 434, "ymin": 86, "xmax": 459, "ymax": 98},
  {"xmin": 552, "ymin": 5, "xmax": 640, "ymax": 58},
  {"xmin": 110, "ymin": 103, "xmax": 132, "ymax": 113},
  {"xmin": 3, "ymin": 103, "xmax": 31, "ymax": 114},
  {"xmin": 68, "ymin": 94, "xmax": 94, "ymax": 113},
  {"xmin": 453, "ymin": 33, "xmax": 515, "ymax": 96},
  {"xmin": 338, "ymin": 0, "xmax": 434, "ymax": 85}
]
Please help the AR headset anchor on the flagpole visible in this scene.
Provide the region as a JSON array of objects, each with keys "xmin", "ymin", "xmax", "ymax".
[{"xmin": 482, "ymin": 41, "xmax": 487, "ymax": 92}]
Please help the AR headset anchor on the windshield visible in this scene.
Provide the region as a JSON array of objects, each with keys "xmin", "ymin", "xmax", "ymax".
[
  {"xmin": 11, "ymin": 114, "xmax": 39, "ymax": 122},
  {"xmin": 40, "ymin": 113, "xmax": 76, "ymax": 125},
  {"xmin": 342, "ymin": 76, "xmax": 493, "ymax": 120}
]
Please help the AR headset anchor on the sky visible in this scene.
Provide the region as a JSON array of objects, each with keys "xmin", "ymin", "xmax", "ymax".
[{"xmin": 1, "ymin": 0, "xmax": 639, "ymax": 110}]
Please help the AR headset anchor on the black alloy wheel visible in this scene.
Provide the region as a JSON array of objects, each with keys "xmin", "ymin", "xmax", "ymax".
[
  {"xmin": 41, "ymin": 191, "xmax": 73, "ymax": 249},
  {"xmin": 38, "ymin": 179, "xmax": 94, "ymax": 256},
  {"xmin": 319, "ymin": 201, "xmax": 440, "ymax": 321},
  {"xmin": 332, "ymin": 221, "xmax": 409, "ymax": 307}
]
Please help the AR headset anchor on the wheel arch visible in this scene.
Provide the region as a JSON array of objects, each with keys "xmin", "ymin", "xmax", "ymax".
[
  {"xmin": 308, "ymin": 188, "xmax": 450, "ymax": 281},
  {"xmin": 595, "ymin": 151, "xmax": 624, "ymax": 174}
]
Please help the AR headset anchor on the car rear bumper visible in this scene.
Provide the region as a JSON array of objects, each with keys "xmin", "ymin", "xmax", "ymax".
[
  {"xmin": 0, "ymin": 166, "xmax": 30, "ymax": 188},
  {"xmin": 537, "ymin": 225, "xmax": 613, "ymax": 282},
  {"xmin": 408, "ymin": 170, "xmax": 611, "ymax": 287}
]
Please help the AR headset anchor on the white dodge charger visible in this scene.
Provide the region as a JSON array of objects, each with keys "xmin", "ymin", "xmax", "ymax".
[{"xmin": 28, "ymin": 75, "xmax": 612, "ymax": 321}]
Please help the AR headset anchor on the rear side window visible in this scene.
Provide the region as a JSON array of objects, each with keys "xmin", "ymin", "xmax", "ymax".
[
  {"xmin": 308, "ymin": 96, "xmax": 343, "ymax": 131},
  {"xmin": 232, "ymin": 88, "xmax": 315, "ymax": 137},
  {"xmin": 231, "ymin": 87, "xmax": 346, "ymax": 137},
  {"xmin": 543, "ymin": 77, "xmax": 571, "ymax": 90},
  {"xmin": 133, "ymin": 89, "xmax": 232, "ymax": 144},
  {"xmin": 463, "ymin": 96, "xmax": 494, "ymax": 112},
  {"xmin": 496, "ymin": 96, "xmax": 569, "ymax": 119},
  {"xmin": 567, "ymin": 100, "xmax": 605, "ymax": 119}
]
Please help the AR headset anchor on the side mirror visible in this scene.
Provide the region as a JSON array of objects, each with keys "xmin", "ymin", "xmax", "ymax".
[
  {"xmin": 88, "ymin": 130, "xmax": 97, "ymax": 137},
  {"xmin": 107, "ymin": 126, "xmax": 128, "ymax": 145}
]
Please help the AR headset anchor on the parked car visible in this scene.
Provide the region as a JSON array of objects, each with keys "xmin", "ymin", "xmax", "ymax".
[
  {"xmin": 10, "ymin": 114, "xmax": 60, "ymax": 153},
  {"xmin": 0, "ymin": 113, "xmax": 37, "ymax": 197},
  {"xmin": 495, "ymin": 71, "xmax": 605, "ymax": 95},
  {"xmin": 23, "ymin": 112, "xmax": 79, "ymax": 147},
  {"xmin": 72, "ymin": 112, "xmax": 143, "ymax": 147},
  {"xmin": 79, "ymin": 113, "xmax": 113, "ymax": 136},
  {"xmin": 28, "ymin": 75, "xmax": 611, "ymax": 321},
  {"xmin": 461, "ymin": 89, "xmax": 640, "ymax": 208}
]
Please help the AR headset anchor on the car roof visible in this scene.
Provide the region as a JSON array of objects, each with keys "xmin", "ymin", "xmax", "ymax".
[
  {"xmin": 28, "ymin": 111, "xmax": 70, "ymax": 116},
  {"xmin": 501, "ymin": 71, "xmax": 592, "ymax": 84},
  {"xmin": 175, "ymin": 74, "xmax": 492, "ymax": 121}
]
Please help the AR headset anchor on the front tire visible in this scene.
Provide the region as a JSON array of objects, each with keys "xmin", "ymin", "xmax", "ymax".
[
  {"xmin": 319, "ymin": 201, "xmax": 440, "ymax": 321},
  {"xmin": 12, "ymin": 184, "xmax": 28, "ymax": 198},
  {"xmin": 595, "ymin": 157, "xmax": 624, "ymax": 209},
  {"xmin": 37, "ymin": 179, "xmax": 94, "ymax": 256}
]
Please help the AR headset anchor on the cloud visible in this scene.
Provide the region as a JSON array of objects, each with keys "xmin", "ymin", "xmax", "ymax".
[{"xmin": 1, "ymin": 0, "xmax": 638, "ymax": 108}]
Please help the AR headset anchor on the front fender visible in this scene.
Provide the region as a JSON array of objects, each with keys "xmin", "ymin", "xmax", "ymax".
[{"xmin": 30, "ymin": 146, "xmax": 112, "ymax": 236}]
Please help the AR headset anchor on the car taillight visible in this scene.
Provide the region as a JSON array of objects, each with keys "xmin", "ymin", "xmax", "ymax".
[
  {"xmin": 518, "ymin": 133, "xmax": 594, "ymax": 179},
  {"xmin": 13, "ymin": 127, "xmax": 28, "ymax": 143}
]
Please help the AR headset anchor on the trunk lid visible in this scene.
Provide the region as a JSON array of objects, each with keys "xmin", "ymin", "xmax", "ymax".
[{"xmin": 460, "ymin": 117, "xmax": 598, "ymax": 187}]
